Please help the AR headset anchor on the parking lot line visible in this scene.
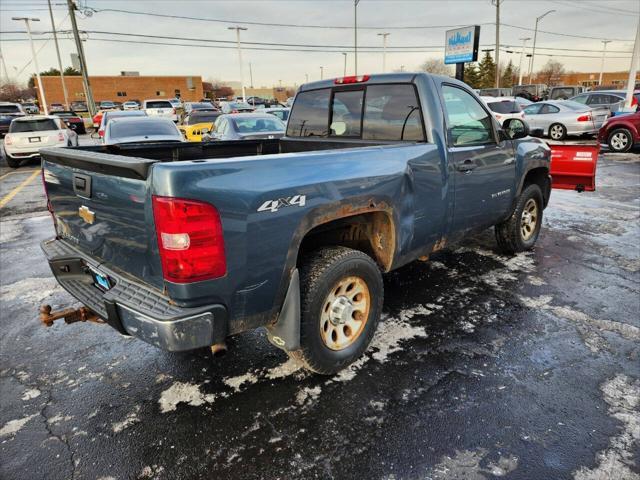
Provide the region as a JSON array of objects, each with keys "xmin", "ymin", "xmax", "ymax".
[
  {"xmin": 0, "ymin": 169, "xmax": 39, "ymax": 181},
  {"xmin": 0, "ymin": 170, "xmax": 40, "ymax": 209}
]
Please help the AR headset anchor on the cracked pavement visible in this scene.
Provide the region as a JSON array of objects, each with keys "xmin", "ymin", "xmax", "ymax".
[{"xmin": 0, "ymin": 152, "xmax": 639, "ymax": 479}]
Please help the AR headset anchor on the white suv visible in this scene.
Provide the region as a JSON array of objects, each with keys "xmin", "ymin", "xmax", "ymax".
[
  {"xmin": 3, "ymin": 115, "xmax": 78, "ymax": 168},
  {"xmin": 143, "ymin": 99, "xmax": 178, "ymax": 122}
]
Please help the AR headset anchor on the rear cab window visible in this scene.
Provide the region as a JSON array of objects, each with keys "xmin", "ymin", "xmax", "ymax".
[{"xmin": 287, "ymin": 83, "xmax": 426, "ymax": 142}]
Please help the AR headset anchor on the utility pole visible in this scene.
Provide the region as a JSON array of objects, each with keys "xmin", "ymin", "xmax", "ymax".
[
  {"xmin": 377, "ymin": 32, "xmax": 390, "ymax": 73},
  {"xmin": 354, "ymin": 0, "xmax": 361, "ymax": 75},
  {"xmin": 48, "ymin": 0, "xmax": 69, "ymax": 109},
  {"xmin": 320, "ymin": 66, "xmax": 324, "ymax": 80},
  {"xmin": 13, "ymin": 17, "xmax": 48, "ymax": 114},
  {"xmin": 228, "ymin": 26, "xmax": 248, "ymax": 101},
  {"xmin": 249, "ymin": 62, "xmax": 254, "ymax": 88},
  {"xmin": 624, "ymin": 18, "xmax": 639, "ymax": 110},
  {"xmin": 528, "ymin": 9, "xmax": 555, "ymax": 83},
  {"xmin": 67, "ymin": 0, "xmax": 95, "ymax": 115},
  {"xmin": 305, "ymin": 73, "xmax": 309, "ymax": 83},
  {"xmin": 342, "ymin": 53, "xmax": 347, "ymax": 76},
  {"xmin": 0, "ymin": 45, "xmax": 9, "ymax": 84},
  {"xmin": 517, "ymin": 37, "xmax": 531, "ymax": 85},
  {"xmin": 492, "ymin": 0, "xmax": 503, "ymax": 88},
  {"xmin": 598, "ymin": 40, "xmax": 612, "ymax": 86}
]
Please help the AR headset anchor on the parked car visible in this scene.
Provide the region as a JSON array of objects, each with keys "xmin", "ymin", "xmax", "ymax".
[
  {"xmin": 3, "ymin": 115, "xmax": 78, "ymax": 168},
  {"xmin": 513, "ymin": 84, "xmax": 548, "ymax": 102},
  {"xmin": 92, "ymin": 110, "xmax": 106, "ymax": 129},
  {"xmin": 514, "ymin": 96, "xmax": 533, "ymax": 108},
  {"xmin": 102, "ymin": 116, "xmax": 183, "ymax": 145},
  {"xmin": 143, "ymin": 99, "xmax": 179, "ymax": 122},
  {"xmin": 263, "ymin": 107, "xmax": 290, "ymax": 122},
  {"xmin": 179, "ymin": 110, "xmax": 223, "ymax": 142},
  {"xmin": 21, "ymin": 102, "xmax": 39, "ymax": 114},
  {"xmin": 0, "ymin": 102, "xmax": 26, "ymax": 137},
  {"xmin": 522, "ymin": 100, "xmax": 607, "ymax": 140},
  {"xmin": 183, "ymin": 102, "xmax": 215, "ymax": 115},
  {"xmin": 39, "ymin": 73, "xmax": 555, "ymax": 374},
  {"xmin": 597, "ymin": 111, "xmax": 640, "ymax": 152},
  {"xmin": 122, "ymin": 101, "xmax": 140, "ymax": 110},
  {"xmin": 548, "ymin": 86, "xmax": 585, "ymax": 100},
  {"xmin": 480, "ymin": 97, "xmax": 524, "ymax": 125},
  {"xmin": 205, "ymin": 113, "xmax": 285, "ymax": 141},
  {"xmin": 96, "ymin": 110, "xmax": 147, "ymax": 139},
  {"xmin": 285, "ymin": 96, "xmax": 295, "ymax": 107},
  {"xmin": 219, "ymin": 101, "xmax": 254, "ymax": 114},
  {"xmin": 98, "ymin": 101, "xmax": 118, "ymax": 111},
  {"xmin": 54, "ymin": 111, "xmax": 86, "ymax": 134},
  {"xmin": 70, "ymin": 101, "xmax": 87, "ymax": 112},
  {"xmin": 569, "ymin": 90, "xmax": 640, "ymax": 114},
  {"xmin": 479, "ymin": 88, "xmax": 513, "ymax": 97},
  {"xmin": 49, "ymin": 103, "xmax": 65, "ymax": 113},
  {"xmin": 169, "ymin": 98, "xmax": 182, "ymax": 108}
]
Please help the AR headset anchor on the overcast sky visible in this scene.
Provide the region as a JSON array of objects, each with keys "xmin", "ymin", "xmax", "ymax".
[{"xmin": 1, "ymin": 0, "xmax": 638, "ymax": 87}]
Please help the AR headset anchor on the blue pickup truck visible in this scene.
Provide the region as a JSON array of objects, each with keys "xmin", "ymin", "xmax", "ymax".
[{"xmin": 40, "ymin": 73, "xmax": 552, "ymax": 374}]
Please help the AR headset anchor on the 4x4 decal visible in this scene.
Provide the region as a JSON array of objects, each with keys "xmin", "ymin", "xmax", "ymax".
[{"xmin": 257, "ymin": 195, "xmax": 306, "ymax": 213}]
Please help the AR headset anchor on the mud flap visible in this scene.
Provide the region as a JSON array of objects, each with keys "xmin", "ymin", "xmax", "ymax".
[{"xmin": 266, "ymin": 269, "xmax": 300, "ymax": 352}]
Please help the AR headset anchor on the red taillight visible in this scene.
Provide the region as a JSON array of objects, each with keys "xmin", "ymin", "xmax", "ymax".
[
  {"xmin": 632, "ymin": 97, "xmax": 638, "ymax": 107},
  {"xmin": 98, "ymin": 130, "xmax": 104, "ymax": 137},
  {"xmin": 577, "ymin": 114, "xmax": 591, "ymax": 122},
  {"xmin": 335, "ymin": 75, "xmax": 370, "ymax": 84},
  {"xmin": 172, "ymin": 108, "xmax": 176, "ymax": 114},
  {"xmin": 152, "ymin": 196, "xmax": 226, "ymax": 283}
]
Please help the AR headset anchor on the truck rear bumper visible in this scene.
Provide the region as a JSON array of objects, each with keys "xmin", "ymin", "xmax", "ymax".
[{"xmin": 41, "ymin": 238, "xmax": 228, "ymax": 351}]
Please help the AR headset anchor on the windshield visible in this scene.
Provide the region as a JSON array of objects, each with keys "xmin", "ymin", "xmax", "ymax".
[
  {"xmin": 0, "ymin": 105, "xmax": 21, "ymax": 114},
  {"xmin": 10, "ymin": 118, "xmax": 58, "ymax": 133},
  {"xmin": 145, "ymin": 101, "xmax": 172, "ymax": 109},
  {"xmin": 188, "ymin": 113, "xmax": 221, "ymax": 124},
  {"xmin": 561, "ymin": 100, "xmax": 590, "ymax": 111},
  {"xmin": 229, "ymin": 102, "xmax": 252, "ymax": 109},
  {"xmin": 232, "ymin": 117, "xmax": 284, "ymax": 133},
  {"xmin": 55, "ymin": 112, "xmax": 77, "ymax": 117},
  {"xmin": 487, "ymin": 101, "xmax": 520, "ymax": 114},
  {"xmin": 191, "ymin": 103, "xmax": 214, "ymax": 110},
  {"xmin": 109, "ymin": 119, "xmax": 179, "ymax": 139}
]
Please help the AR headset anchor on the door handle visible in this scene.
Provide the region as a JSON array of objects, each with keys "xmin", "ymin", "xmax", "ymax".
[{"xmin": 455, "ymin": 158, "xmax": 477, "ymax": 172}]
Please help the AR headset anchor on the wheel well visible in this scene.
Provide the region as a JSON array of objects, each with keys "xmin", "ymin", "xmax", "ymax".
[
  {"xmin": 297, "ymin": 212, "xmax": 396, "ymax": 272},
  {"xmin": 522, "ymin": 167, "xmax": 551, "ymax": 206}
]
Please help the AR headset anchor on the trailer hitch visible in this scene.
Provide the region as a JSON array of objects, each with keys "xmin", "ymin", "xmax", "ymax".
[{"xmin": 39, "ymin": 304, "xmax": 104, "ymax": 327}]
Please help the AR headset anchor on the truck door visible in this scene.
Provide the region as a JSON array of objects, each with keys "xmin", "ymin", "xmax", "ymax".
[{"xmin": 441, "ymin": 84, "xmax": 516, "ymax": 237}]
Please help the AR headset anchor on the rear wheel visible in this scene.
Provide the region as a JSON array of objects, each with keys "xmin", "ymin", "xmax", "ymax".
[
  {"xmin": 549, "ymin": 123, "xmax": 567, "ymax": 140},
  {"xmin": 495, "ymin": 184, "xmax": 544, "ymax": 254},
  {"xmin": 607, "ymin": 128, "xmax": 633, "ymax": 153},
  {"xmin": 289, "ymin": 246, "xmax": 383, "ymax": 375},
  {"xmin": 5, "ymin": 156, "xmax": 21, "ymax": 169}
]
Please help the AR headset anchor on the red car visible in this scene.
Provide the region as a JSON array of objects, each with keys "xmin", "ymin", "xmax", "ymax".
[{"xmin": 598, "ymin": 111, "xmax": 640, "ymax": 153}]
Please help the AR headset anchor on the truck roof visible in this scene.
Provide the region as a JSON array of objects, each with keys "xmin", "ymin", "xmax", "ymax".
[{"xmin": 298, "ymin": 72, "xmax": 455, "ymax": 92}]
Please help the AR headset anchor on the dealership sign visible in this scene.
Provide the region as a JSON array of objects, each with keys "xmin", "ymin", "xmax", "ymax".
[{"xmin": 444, "ymin": 26, "xmax": 480, "ymax": 64}]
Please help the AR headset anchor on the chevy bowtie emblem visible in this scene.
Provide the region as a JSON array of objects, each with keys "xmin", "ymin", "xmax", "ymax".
[{"xmin": 78, "ymin": 205, "xmax": 95, "ymax": 224}]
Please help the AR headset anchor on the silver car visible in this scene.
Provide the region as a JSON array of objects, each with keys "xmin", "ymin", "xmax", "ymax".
[
  {"xmin": 207, "ymin": 113, "xmax": 285, "ymax": 141},
  {"xmin": 568, "ymin": 91, "xmax": 638, "ymax": 114},
  {"xmin": 522, "ymin": 100, "xmax": 607, "ymax": 140}
]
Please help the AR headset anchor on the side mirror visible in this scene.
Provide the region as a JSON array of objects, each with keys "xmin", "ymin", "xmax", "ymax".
[{"xmin": 502, "ymin": 118, "xmax": 530, "ymax": 140}]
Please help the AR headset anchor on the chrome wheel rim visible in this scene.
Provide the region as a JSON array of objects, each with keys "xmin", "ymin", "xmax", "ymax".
[
  {"xmin": 320, "ymin": 276, "xmax": 370, "ymax": 351},
  {"xmin": 610, "ymin": 132, "xmax": 629, "ymax": 151},
  {"xmin": 550, "ymin": 125, "xmax": 564, "ymax": 139},
  {"xmin": 521, "ymin": 198, "xmax": 539, "ymax": 241}
]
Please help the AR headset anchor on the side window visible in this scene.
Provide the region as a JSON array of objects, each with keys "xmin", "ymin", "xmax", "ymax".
[
  {"xmin": 523, "ymin": 104, "xmax": 541, "ymax": 115},
  {"xmin": 442, "ymin": 85, "xmax": 494, "ymax": 147},
  {"xmin": 362, "ymin": 84, "xmax": 425, "ymax": 141},
  {"xmin": 571, "ymin": 95, "xmax": 588, "ymax": 105},
  {"xmin": 540, "ymin": 104, "xmax": 559, "ymax": 114},
  {"xmin": 286, "ymin": 88, "xmax": 330, "ymax": 137},
  {"xmin": 330, "ymin": 90, "xmax": 364, "ymax": 137},
  {"xmin": 587, "ymin": 94, "xmax": 604, "ymax": 105}
]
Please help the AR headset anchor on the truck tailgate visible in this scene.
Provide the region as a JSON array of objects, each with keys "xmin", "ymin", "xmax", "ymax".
[{"xmin": 41, "ymin": 148, "xmax": 163, "ymax": 288}]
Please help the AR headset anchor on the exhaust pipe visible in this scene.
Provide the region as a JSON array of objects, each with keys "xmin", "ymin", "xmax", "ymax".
[{"xmin": 210, "ymin": 342, "xmax": 227, "ymax": 357}]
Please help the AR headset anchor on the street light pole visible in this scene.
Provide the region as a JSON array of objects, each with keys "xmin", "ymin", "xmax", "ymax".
[
  {"xmin": 228, "ymin": 26, "xmax": 248, "ymax": 101},
  {"xmin": 66, "ymin": 0, "xmax": 95, "ymax": 115},
  {"xmin": 377, "ymin": 32, "xmax": 390, "ymax": 73},
  {"xmin": 342, "ymin": 53, "xmax": 347, "ymax": 76},
  {"xmin": 48, "ymin": 0, "xmax": 69, "ymax": 109},
  {"xmin": 518, "ymin": 37, "xmax": 531, "ymax": 85},
  {"xmin": 13, "ymin": 17, "xmax": 48, "ymax": 115},
  {"xmin": 598, "ymin": 40, "xmax": 612, "ymax": 86},
  {"xmin": 624, "ymin": 18, "xmax": 639, "ymax": 110},
  {"xmin": 354, "ymin": 0, "xmax": 361, "ymax": 75},
  {"xmin": 492, "ymin": 0, "xmax": 503, "ymax": 88},
  {"xmin": 320, "ymin": 66, "xmax": 324, "ymax": 80},
  {"xmin": 528, "ymin": 9, "xmax": 555, "ymax": 83},
  {"xmin": 0, "ymin": 46, "xmax": 9, "ymax": 84}
]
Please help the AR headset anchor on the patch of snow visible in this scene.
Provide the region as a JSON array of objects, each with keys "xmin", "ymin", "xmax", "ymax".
[
  {"xmin": 112, "ymin": 405, "xmax": 141, "ymax": 433},
  {"xmin": 295, "ymin": 385, "xmax": 321, "ymax": 406},
  {"xmin": 223, "ymin": 372, "xmax": 259, "ymax": 393},
  {"xmin": 21, "ymin": 388, "xmax": 41, "ymax": 401},
  {"xmin": 0, "ymin": 277, "xmax": 63, "ymax": 304},
  {"xmin": 158, "ymin": 382, "xmax": 216, "ymax": 413},
  {"xmin": 0, "ymin": 414, "xmax": 39, "ymax": 438},
  {"xmin": 370, "ymin": 315, "xmax": 428, "ymax": 363},
  {"xmin": 265, "ymin": 357, "xmax": 303, "ymax": 380}
]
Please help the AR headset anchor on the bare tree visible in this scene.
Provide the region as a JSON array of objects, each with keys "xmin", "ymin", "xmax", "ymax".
[
  {"xmin": 419, "ymin": 58, "xmax": 453, "ymax": 76},
  {"xmin": 537, "ymin": 59, "xmax": 565, "ymax": 86}
]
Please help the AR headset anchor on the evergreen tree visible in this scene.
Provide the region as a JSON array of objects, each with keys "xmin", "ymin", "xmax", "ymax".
[
  {"xmin": 462, "ymin": 63, "xmax": 481, "ymax": 89},
  {"xmin": 500, "ymin": 60, "xmax": 515, "ymax": 88},
  {"xmin": 478, "ymin": 51, "xmax": 496, "ymax": 89}
]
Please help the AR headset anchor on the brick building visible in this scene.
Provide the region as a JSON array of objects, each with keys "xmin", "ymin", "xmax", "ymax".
[{"xmin": 35, "ymin": 75, "xmax": 204, "ymax": 107}]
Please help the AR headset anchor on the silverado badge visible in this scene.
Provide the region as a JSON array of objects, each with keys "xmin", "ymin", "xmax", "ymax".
[{"xmin": 78, "ymin": 205, "xmax": 95, "ymax": 224}]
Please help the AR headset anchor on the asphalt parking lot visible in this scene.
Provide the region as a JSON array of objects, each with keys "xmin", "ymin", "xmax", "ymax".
[{"xmin": 0, "ymin": 139, "xmax": 638, "ymax": 480}]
